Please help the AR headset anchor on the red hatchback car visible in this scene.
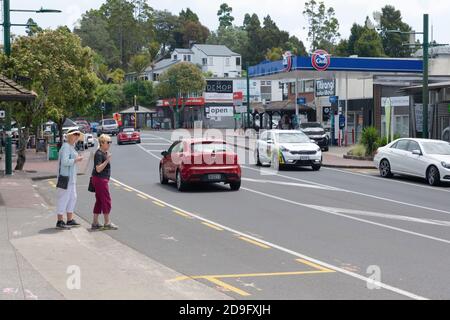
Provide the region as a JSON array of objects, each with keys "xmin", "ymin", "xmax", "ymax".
[
  {"xmin": 117, "ymin": 127, "xmax": 141, "ymax": 145},
  {"xmin": 159, "ymin": 139, "xmax": 241, "ymax": 191}
]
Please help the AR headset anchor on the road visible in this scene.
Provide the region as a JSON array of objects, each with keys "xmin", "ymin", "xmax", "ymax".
[{"xmin": 51, "ymin": 130, "xmax": 450, "ymax": 300}]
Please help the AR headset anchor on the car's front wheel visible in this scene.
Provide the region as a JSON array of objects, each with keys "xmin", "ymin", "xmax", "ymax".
[
  {"xmin": 379, "ymin": 159, "xmax": 393, "ymax": 178},
  {"xmin": 427, "ymin": 165, "xmax": 440, "ymax": 186},
  {"xmin": 160, "ymin": 165, "xmax": 168, "ymax": 185}
]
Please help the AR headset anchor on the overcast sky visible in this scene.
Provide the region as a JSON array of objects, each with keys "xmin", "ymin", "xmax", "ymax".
[{"xmin": 4, "ymin": 0, "xmax": 450, "ymax": 49}]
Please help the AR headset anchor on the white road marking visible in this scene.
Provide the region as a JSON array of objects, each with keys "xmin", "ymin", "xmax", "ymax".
[
  {"xmin": 137, "ymin": 144, "xmax": 163, "ymax": 161},
  {"xmin": 241, "ymin": 177, "xmax": 338, "ymax": 190},
  {"xmin": 242, "ymin": 187, "xmax": 450, "ymax": 245},
  {"xmin": 109, "ymin": 177, "xmax": 427, "ymax": 300},
  {"xmin": 324, "ymin": 167, "xmax": 450, "ymax": 194},
  {"xmin": 140, "ymin": 143, "xmax": 171, "ymax": 146},
  {"xmin": 242, "ymin": 165, "xmax": 450, "ymax": 217},
  {"xmin": 308, "ymin": 205, "xmax": 450, "ymax": 227}
]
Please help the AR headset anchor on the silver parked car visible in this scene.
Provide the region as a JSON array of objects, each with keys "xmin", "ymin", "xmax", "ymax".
[{"xmin": 374, "ymin": 138, "xmax": 450, "ymax": 186}]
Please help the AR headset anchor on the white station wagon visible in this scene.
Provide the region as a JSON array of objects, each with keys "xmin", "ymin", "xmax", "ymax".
[
  {"xmin": 374, "ymin": 138, "xmax": 450, "ymax": 186},
  {"xmin": 255, "ymin": 130, "xmax": 322, "ymax": 171}
]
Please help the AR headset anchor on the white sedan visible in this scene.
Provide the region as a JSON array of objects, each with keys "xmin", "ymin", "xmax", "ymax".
[
  {"xmin": 255, "ymin": 130, "xmax": 322, "ymax": 171},
  {"xmin": 374, "ymin": 138, "xmax": 450, "ymax": 186}
]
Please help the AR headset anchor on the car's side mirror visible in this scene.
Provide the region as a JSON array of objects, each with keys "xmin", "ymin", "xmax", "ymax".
[
  {"xmin": 412, "ymin": 149, "xmax": 422, "ymax": 156},
  {"xmin": 267, "ymin": 140, "xmax": 273, "ymax": 144},
  {"xmin": 161, "ymin": 151, "xmax": 169, "ymax": 157}
]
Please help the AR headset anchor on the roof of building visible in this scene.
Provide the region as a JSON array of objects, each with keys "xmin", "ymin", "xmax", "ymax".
[
  {"xmin": 145, "ymin": 59, "xmax": 180, "ymax": 73},
  {"xmin": 414, "ymin": 46, "xmax": 450, "ymax": 58},
  {"xmin": 0, "ymin": 74, "xmax": 37, "ymax": 102},
  {"xmin": 193, "ymin": 44, "xmax": 240, "ymax": 57},
  {"xmin": 173, "ymin": 48, "xmax": 194, "ymax": 54},
  {"xmin": 119, "ymin": 106, "xmax": 156, "ymax": 114}
]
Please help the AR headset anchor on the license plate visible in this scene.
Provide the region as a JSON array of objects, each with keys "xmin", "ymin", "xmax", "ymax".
[
  {"xmin": 208, "ymin": 174, "xmax": 222, "ymax": 180},
  {"xmin": 300, "ymin": 156, "xmax": 309, "ymax": 161}
]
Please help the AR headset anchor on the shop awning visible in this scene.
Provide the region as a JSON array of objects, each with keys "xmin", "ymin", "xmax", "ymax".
[{"xmin": 0, "ymin": 74, "xmax": 37, "ymax": 102}]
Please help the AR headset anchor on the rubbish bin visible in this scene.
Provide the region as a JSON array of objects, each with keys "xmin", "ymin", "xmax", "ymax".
[{"xmin": 48, "ymin": 143, "xmax": 59, "ymax": 161}]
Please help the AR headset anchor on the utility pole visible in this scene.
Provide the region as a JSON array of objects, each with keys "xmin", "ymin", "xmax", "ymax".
[{"xmin": 422, "ymin": 14, "xmax": 429, "ymax": 139}]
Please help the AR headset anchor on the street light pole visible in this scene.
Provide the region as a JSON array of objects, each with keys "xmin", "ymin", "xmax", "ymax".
[
  {"xmin": 422, "ymin": 14, "xmax": 429, "ymax": 139},
  {"xmin": 3, "ymin": 0, "xmax": 12, "ymax": 175},
  {"xmin": 246, "ymin": 62, "xmax": 251, "ymax": 129}
]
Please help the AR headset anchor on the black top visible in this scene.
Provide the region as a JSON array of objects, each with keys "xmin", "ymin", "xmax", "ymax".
[{"xmin": 92, "ymin": 149, "xmax": 111, "ymax": 179}]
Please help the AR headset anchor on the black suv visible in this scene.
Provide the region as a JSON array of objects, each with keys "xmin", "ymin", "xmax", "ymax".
[{"xmin": 300, "ymin": 122, "xmax": 329, "ymax": 151}]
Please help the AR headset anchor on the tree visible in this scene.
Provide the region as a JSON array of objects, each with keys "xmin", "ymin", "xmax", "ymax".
[
  {"xmin": 266, "ymin": 47, "xmax": 283, "ymax": 61},
  {"xmin": 74, "ymin": 9, "xmax": 121, "ymax": 68},
  {"xmin": 154, "ymin": 10, "xmax": 178, "ymax": 56},
  {"xmin": 0, "ymin": 27, "xmax": 98, "ymax": 169},
  {"xmin": 182, "ymin": 21, "xmax": 210, "ymax": 47},
  {"xmin": 25, "ymin": 18, "xmax": 43, "ymax": 36},
  {"xmin": 207, "ymin": 26, "xmax": 249, "ymax": 58},
  {"xmin": 129, "ymin": 53, "xmax": 151, "ymax": 79},
  {"xmin": 354, "ymin": 28, "xmax": 385, "ymax": 57},
  {"xmin": 123, "ymin": 80, "xmax": 156, "ymax": 108},
  {"xmin": 179, "ymin": 8, "xmax": 199, "ymax": 23},
  {"xmin": 347, "ymin": 23, "xmax": 365, "ymax": 56},
  {"xmin": 157, "ymin": 62, "xmax": 205, "ymax": 128},
  {"xmin": 217, "ymin": 3, "xmax": 235, "ymax": 29},
  {"xmin": 379, "ymin": 5, "xmax": 412, "ymax": 57},
  {"xmin": 284, "ymin": 36, "xmax": 307, "ymax": 56},
  {"xmin": 303, "ymin": 0, "xmax": 340, "ymax": 52},
  {"xmin": 244, "ymin": 14, "xmax": 264, "ymax": 65},
  {"xmin": 90, "ymin": 83, "xmax": 125, "ymax": 118},
  {"xmin": 334, "ymin": 39, "xmax": 349, "ymax": 56},
  {"xmin": 261, "ymin": 15, "xmax": 288, "ymax": 50}
]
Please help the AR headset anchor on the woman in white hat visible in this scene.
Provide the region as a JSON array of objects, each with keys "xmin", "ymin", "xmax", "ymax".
[{"xmin": 55, "ymin": 128, "xmax": 84, "ymax": 230}]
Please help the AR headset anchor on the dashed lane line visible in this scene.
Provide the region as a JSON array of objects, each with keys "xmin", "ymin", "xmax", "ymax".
[{"xmin": 238, "ymin": 236, "xmax": 271, "ymax": 249}]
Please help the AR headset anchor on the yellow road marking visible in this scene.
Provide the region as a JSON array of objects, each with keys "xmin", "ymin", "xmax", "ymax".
[
  {"xmin": 123, "ymin": 187, "xmax": 132, "ymax": 192},
  {"xmin": 113, "ymin": 183, "xmax": 121, "ymax": 187},
  {"xmin": 152, "ymin": 201, "xmax": 166, "ymax": 208},
  {"xmin": 137, "ymin": 194, "xmax": 148, "ymax": 200},
  {"xmin": 238, "ymin": 236, "xmax": 271, "ymax": 249},
  {"xmin": 173, "ymin": 210, "xmax": 190, "ymax": 218},
  {"xmin": 295, "ymin": 259, "xmax": 335, "ymax": 273},
  {"xmin": 202, "ymin": 222, "xmax": 223, "ymax": 231},
  {"xmin": 172, "ymin": 270, "xmax": 332, "ymax": 282},
  {"xmin": 205, "ymin": 277, "xmax": 250, "ymax": 297}
]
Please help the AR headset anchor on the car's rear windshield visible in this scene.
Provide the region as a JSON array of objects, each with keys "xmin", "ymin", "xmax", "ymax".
[
  {"xmin": 104, "ymin": 120, "xmax": 116, "ymax": 125},
  {"xmin": 123, "ymin": 128, "xmax": 135, "ymax": 132},
  {"xmin": 422, "ymin": 142, "xmax": 450, "ymax": 155},
  {"xmin": 191, "ymin": 142, "xmax": 232, "ymax": 153},
  {"xmin": 277, "ymin": 133, "xmax": 311, "ymax": 143}
]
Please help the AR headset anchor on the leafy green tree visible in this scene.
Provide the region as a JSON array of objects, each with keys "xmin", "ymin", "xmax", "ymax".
[
  {"xmin": 379, "ymin": 5, "xmax": 412, "ymax": 57},
  {"xmin": 182, "ymin": 21, "xmax": 210, "ymax": 47},
  {"xmin": 129, "ymin": 53, "xmax": 151, "ymax": 79},
  {"xmin": 354, "ymin": 28, "xmax": 385, "ymax": 57},
  {"xmin": 334, "ymin": 39, "xmax": 349, "ymax": 56},
  {"xmin": 74, "ymin": 9, "xmax": 121, "ymax": 68},
  {"xmin": 91, "ymin": 83, "xmax": 125, "ymax": 117},
  {"xmin": 261, "ymin": 15, "xmax": 289, "ymax": 50},
  {"xmin": 179, "ymin": 8, "xmax": 199, "ymax": 23},
  {"xmin": 217, "ymin": 3, "xmax": 235, "ymax": 28},
  {"xmin": 0, "ymin": 27, "xmax": 98, "ymax": 169},
  {"xmin": 347, "ymin": 23, "xmax": 365, "ymax": 56},
  {"xmin": 284, "ymin": 36, "xmax": 308, "ymax": 56},
  {"xmin": 157, "ymin": 62, "xmax": 205, "ymax": 128},
  {"xmin": 244, "ymin": 14, "xmax": 264, "ymax": 65},
  {"xmin": 25, "ymin": 18, "xmax": 43, "ymax": 36},
  {"xmin": 207, "ymin": 26, "xmax": 249, "ymax": 58},
  {"xmin": 123, "ymin": 80, "xmax": 156, "ymax": 108},
  {"xmin": 266, "ymin": 47, "xmax": 283, "ymax": 61},
  {"xmin": 303, "ymin": 0, "xmax": 340, "ymax": 52},
  {"xmin": 154, "ymin": 10, "xmax": 178, "ymax": 56}
]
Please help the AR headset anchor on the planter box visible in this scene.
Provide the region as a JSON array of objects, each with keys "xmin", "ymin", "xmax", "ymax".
[{"xmin": 344, "ymin": 154, "xmax": 374, "ymax": 161}]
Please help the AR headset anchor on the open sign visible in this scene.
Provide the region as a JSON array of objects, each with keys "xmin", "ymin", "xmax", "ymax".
[{"xmin": 207, "ymin": 106, "xmax": 234, "ymax": 117}]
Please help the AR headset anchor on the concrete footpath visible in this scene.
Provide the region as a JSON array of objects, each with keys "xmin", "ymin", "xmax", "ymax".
[{"xmin": 0, "ymin": 172, "xmax": 231, "ymax": 300}]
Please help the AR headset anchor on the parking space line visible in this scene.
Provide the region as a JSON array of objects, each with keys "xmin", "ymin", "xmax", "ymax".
[
  {"xmin": 238, "ymin": 236, "xmax": 271, "ymax": 249},
  {"xmin": 296, "ymin": 258, "xmax": 335, "ymax": 273},
  {"xmin": 152, "ymin": 201, "xmax": 166, "ymax": 208},
  {"xmin": 204, "ymin": 277, "xmax": 251, "ymax": 297},
  {"xmin": 202, "ymin": 222, "xmax": 224, "ymax": 231}
]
